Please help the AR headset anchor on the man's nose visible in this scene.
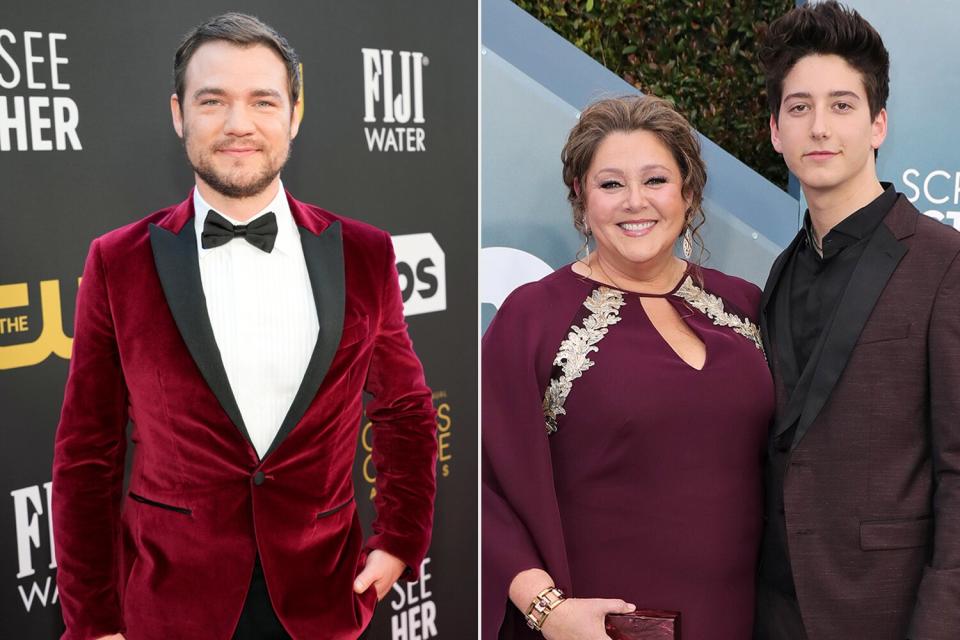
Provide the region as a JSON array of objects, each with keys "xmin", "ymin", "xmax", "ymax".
[
  {"xmin": 810, "ymin": 106, "xmax": 830, "ymax": 139},
  {"xmin": 223, "ymin": 105, "xmax": 255, "ymax": 136}
]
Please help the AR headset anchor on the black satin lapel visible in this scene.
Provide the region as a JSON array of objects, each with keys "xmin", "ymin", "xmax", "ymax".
[
  {"xmin": 772, "ymin": 262, "xmax": 804, "ymax": 437},
  {"xmin": 790, "ymin": 225, "xmax": 907, "ymax": 451},
  {"xmin": 761, "ymin": 234, "xmax": 802, "ymax": 327},
  {"xmin": 148, "ymin": 223, "xmax": 251, "ymax": 445},
  {"xmin": 262, "ymin": 221, "xmax": 344, "ymax": 460}
]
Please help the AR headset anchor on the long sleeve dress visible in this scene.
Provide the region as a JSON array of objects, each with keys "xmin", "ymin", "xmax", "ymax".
[{"xmin": 482, "ymin": 263, "xmax": 774, "ymax": 640}]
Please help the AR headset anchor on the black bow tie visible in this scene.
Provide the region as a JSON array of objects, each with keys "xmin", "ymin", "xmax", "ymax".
[{"xmin": 201, "ymin": 210, "xmax": 278, "ymax": 253}]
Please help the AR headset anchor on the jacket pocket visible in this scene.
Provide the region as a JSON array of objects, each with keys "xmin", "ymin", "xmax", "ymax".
[
  {"xmin": 128, "ymin": 491, "xmax": 192, "ymax": 516},
  {"xmin": 856, "ymin": 322, "xmax": 911, "ymax": 345},
  {"xmin": 860, "ymin": 516, "xmax": 931, "ymax": 550},
  {"xmin": 317, "ymin": 496, "xmax": 354, "ymax": 519}
]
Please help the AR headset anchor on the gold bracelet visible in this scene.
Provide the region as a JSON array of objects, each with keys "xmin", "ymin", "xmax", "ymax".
[{"xmin": 524, "ymin": 586, "xmax": 566, "ymax": 631}]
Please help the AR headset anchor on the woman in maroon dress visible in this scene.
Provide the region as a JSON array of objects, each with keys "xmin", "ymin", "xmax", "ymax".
[{"xmin": 482, "ymin": 96, "xmax": 774, "ymax": 640}]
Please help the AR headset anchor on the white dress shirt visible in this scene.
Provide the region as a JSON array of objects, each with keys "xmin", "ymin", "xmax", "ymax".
[{"xmin": 193, "ymin": 182, "xmax": 319, "ymax": 459}]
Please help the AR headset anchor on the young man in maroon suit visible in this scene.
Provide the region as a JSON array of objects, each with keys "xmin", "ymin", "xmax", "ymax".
[
  {"xmin": 51, "ymin": 13, "xmax": 437, "ymax": 640},
  {"xmin": 755, "ymin": 3, "xmax": 960, "ymax": 639}
]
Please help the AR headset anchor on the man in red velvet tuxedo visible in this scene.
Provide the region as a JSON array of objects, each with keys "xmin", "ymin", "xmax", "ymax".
[{"xmin": 51, "ymin": 13, "xmax": 437, "ymax": 640}]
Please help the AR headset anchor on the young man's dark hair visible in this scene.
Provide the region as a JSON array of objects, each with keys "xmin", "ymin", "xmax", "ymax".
[
  {"xmin": 173, "ymin": 12, "xmax": 301, "ymax": 108},
  {"xmin": 758, "ymin": 0, "xmax": 889, "ymax": 121}
]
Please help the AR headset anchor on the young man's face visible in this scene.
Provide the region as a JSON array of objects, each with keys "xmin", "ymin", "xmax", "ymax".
[
  {"xmin": 170, "ymin": 40, "xmax": 301, "ymax": 200},
  {"xmin": 770, "ymin": 53, "xmax": 886, "ymax": 197}
]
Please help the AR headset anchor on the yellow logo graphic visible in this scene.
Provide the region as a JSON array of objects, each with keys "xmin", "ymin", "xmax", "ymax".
[
  {"xmin": 0, "ymin": 279, "xmax": 77, "ymax": 370},
  {"xmin": 296, "ymin": 63, "xmax": 305, "ymax": 124},
  {"xmin": 360, "ymin": 391, "xmax": 453, "ymax": 500}
]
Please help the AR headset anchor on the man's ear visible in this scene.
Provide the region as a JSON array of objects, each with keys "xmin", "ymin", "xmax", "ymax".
[
  {"xmin": 290, "ymin": 99, "xmax": 303, "ymax": 140},
  {"xmin": 871, "ymin": 107, "xmax": 888, "ymax": 150},
  {"xmin": 171, "ymin": 93, "xmax": 184, "ymax": 139},
  {"xmin": 770, "ymin": 113, "xmax": 783, "ymax": 154}
]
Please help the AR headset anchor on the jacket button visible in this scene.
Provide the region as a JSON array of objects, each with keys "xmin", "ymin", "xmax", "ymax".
[{"xmin": 253, "ymin": 471, "xmax": 266, "ymax": 486}]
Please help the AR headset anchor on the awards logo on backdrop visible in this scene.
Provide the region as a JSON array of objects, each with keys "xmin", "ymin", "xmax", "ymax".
[
  {"xmin": 842, "ymin": 1, "xmax": 960, "ymax": 234},
  {"xmin": 357, "ymin": 389, "xmax": 455, "ymax": 640},
  {"xmin": 0, "ymin": 3, "xmax": 476, "ymax": 638}
]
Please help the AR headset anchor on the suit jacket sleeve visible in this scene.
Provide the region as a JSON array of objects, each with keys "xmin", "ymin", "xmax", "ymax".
[
  {"xmin": 363, "ymin": 232, "xmax": 438, "ymax": 580},
  {"xmin": 909, "ymin": 251, "xmax": 960, "ymax": 640},
  {"xmin": 52, "ymin": 238, "xmax": 128, "ymax": 639}
]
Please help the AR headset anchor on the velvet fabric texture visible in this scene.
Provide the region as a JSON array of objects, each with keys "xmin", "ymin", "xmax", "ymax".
[
  {"xmin": 52, "ymin": 192, "xmax": 437, "ymax": 640},
  {"xmin": 757, "ymin": 196, "xmax": 960, "ymax": 640}
]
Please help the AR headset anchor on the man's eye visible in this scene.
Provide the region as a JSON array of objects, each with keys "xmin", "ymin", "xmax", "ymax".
[
  {"xmin": 789, "ymin": 104, "xmax": 808, "ymax": 113},
  {"xmin": 200, "ymin": 99, "xmax": 221, "ymax": 106},
  {"xmin": 835, "ymin": 102, "xmax": 852, "ymax": 111},
  {"xmin": 256, "ymin": 101, "xmax": 276, "ymax": 108}
]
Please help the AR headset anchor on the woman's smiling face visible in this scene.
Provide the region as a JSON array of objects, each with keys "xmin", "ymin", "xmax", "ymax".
[{"xmin": 582, "ymin": 129, "xmax": 690, "ymax": 274}]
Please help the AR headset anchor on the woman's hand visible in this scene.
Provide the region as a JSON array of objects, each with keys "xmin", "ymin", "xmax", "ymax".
[
  {"xmin": 540, "ymin": 597, "xmax": 636, "ymax": 640},
  {"xmin": 509, "ymin": 568, "xmax": 635, "ymax": 640}
]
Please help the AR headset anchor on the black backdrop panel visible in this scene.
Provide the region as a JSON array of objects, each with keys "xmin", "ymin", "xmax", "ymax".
[{"xmin": 0, "ymin": 2, "xmax": 477, "ymax": 638}]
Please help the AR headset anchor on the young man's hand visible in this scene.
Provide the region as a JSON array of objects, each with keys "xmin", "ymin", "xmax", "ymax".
[{"xmin": 353, "ymin": 549, "xmax": 406, "ymax": 601}]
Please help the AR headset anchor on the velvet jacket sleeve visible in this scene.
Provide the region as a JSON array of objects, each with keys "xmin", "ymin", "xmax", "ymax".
[
  {"xmin": 481, "ymin": 279, "xmax": 575, "ymax": 640},
  {"xmin": 52, "ymin": 238, "xmax": 129, "ymax": 639},
  {"xmin": 363, "ymin": 232, "xmax": 438, "ymax": 580},
  {"xmin": 908, "ymin": 251, "xmax": 960, "ymax": 640}
]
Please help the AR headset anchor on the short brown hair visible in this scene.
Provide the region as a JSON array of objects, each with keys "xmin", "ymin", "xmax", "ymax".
[
  {"xmin": 561, "ymin": 95, "xmax": 707, "ymax": 256},
  {"xmin": 173, "ymin": 12, "xmax": 301, "ymax": 109},
  {"xmin": 759, "ymin": 1, "xmax": 889, "ymax": 122}
]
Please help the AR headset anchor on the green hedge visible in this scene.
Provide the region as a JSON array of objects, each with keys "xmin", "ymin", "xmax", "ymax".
[{"xmin": 514, "ymin": 0, "xmax": 793, "ymax": 188}]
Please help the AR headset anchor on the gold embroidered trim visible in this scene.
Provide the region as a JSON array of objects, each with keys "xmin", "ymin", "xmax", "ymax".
[
  {"xmin": 543, "ymin": 287, "xmax": 625, "ymax": 434},
  {"xmin": 673, "ymin": 276, "xmax": 765, "ymax": 355}
]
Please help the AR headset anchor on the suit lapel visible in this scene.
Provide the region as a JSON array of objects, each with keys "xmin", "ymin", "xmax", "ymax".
[
  {"xmin": 760, "ymin": 233, "xmax": 802, "ymax": 356},
  {"xmin": 149, "ymin": 218, "xmax": 252, "ymax": 446},
  {"xmin": 761, "ymin": 234, "xmax": 803, "ymax": 440},
  {"xmin": 149, "ymin": 192, "xmax": 346, "ymax": 461},
  {"xmin": 789, "ymin": 222, "xmax": 907, "ymax": 451},
  {"xmin": 771, "ymin": 263, "xmax": 806, "ymax": 437},
  {"xmin": 261, "ymin": 219, "xmax": 345, "ymax": 460}
]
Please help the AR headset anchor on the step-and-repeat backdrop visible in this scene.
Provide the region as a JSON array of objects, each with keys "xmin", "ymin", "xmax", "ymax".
[
  {"xmin": 844, "ymin": 0, "xmax": 960, "ymax": 233},
  {"xmin": 0, "ymin": 2, "xmax": 476, "ymax": 638}
]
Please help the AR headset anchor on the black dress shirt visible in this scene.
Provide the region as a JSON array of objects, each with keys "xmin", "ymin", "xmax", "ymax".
[{"xmin": 759, "ymin": 183, "xmax": 898, "ymax": 632}]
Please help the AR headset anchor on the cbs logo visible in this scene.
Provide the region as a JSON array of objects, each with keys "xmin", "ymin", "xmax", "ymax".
[{"xmin": 391, "ymin": 233, "xmax": 446, "ymax": 316}]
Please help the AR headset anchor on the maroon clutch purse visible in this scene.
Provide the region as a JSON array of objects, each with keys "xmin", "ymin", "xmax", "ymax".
[{"xmin": 605, "ymin": 610, "xmax": 681, "ymax": 640}]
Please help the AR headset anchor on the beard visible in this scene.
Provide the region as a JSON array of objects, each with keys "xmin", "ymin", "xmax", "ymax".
[{"xmin": 182, "ymin": 126, "xmax": 292, "ymax": 200}]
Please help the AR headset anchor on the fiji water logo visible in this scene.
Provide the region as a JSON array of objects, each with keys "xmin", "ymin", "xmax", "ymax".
[{"xmin": 362, "ymin": 48, "xmax": 427, "ymax": 152}]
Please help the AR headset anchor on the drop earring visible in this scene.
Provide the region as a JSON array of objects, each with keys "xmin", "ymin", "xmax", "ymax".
[{"xmin": 682, "ymin": 228, "xmax": 693, "ymax": 260}]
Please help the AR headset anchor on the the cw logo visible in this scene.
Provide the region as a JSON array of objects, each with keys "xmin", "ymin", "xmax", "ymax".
[{"xmin": 0, "ymin": 279, "xmax": 78, "ymax": 370}]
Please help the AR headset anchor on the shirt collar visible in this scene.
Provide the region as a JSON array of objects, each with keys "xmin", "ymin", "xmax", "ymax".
[
  {"xmin": 802, "ymin": 182, "xmax": 897, "ymax": 259},
  {"xmin": 194, "ymin": 180, "xmax": 298, "ymax": 257}
]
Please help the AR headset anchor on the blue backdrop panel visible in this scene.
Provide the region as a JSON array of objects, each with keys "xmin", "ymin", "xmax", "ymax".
[{"xmin": 845, "ymin": 0, "xmax": 960, "ymax": 232}]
